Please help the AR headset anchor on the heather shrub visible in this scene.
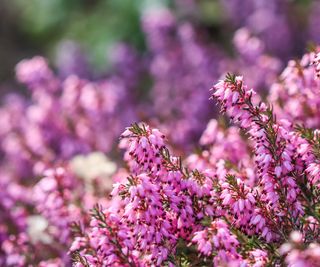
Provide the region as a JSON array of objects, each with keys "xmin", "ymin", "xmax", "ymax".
[{"xmin": 1, "ymin": 2, "xmax": 320, "ymax": 267}]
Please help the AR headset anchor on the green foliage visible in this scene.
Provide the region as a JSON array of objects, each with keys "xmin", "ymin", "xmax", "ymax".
[
  {"xmin": 12, "ymin": 0, "xmax": 148, "ymax": 69},
  {"xmin": 224, "ymin": 72, "xmax": 236, "ymax": 84},
  {"xmin": 128, "ymin": 122, "xmax": 148, "ymax": 136},
  {"xmin": 91, "ymin": 203, "xmax": 107, "ymax": 228}
]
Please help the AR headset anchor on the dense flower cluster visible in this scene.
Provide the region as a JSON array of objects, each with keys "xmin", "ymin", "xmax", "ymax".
[
  {"xmin": 269, "ymin": 49, "xmax": 320, "ymax": 128},
  {"xmin": 69, "ymin": 50, "xmax": 320, "ymax": 266},
  {"xmin": 2, "ymin": 2, "xmax": 320, "ymax": 266}
]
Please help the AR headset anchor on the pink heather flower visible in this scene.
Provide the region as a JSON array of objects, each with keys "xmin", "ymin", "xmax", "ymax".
[
  {"xmin": 194, "ymin": 119, "xmax": 251, "ymax": 170},
  {"xmin": 73, "ymin": 123, "xmax": 222, "ymax": 266},
  {"xmin": 280, "ymin": 239, "xmax": 320, "ymax": 267},
  {"xmin": 192, "ymin": 219, "xmax": 242, "ymax": 263},
  {"xmin": 38, "ymin": 258, "xmax": 64, "ymax": 267},
  {"xmin": 269, "ymin": 48, "xmax": 320, "ymax": 129},
  {"xmin": 313, "ymin": 52, "xmax": 320, "ymax": 78},
  {"xmin": 119, "ymin": 123, "xmax": 166, "ymax": 175},
  {"xmin": 248, "ymin": 249, "xmax": 268, "ymax": 267},
  {"xmin": 212, "ymin": 73, "xmax": 307, "ymax": 239},
  {"xmin": 32, "ymin": 165, "xmax": 93, "ymax": 263},
  {"xmin": 4, "ymin": 32, "xmax": 320, "ymax": 266},
  {"xmin": 15, "ymin": 56, "xmax": 59, "ymax": 92},
  {"xmin": 1, "ymin": 234, "xmax": 29, "ymax": 266},
  {"xmin": 219, "ymin": 176, "xmax": 262, "ymax": 235},
  {"xmin": 306, "ymin": 163, "xmax": 320, "ymax": 185}
]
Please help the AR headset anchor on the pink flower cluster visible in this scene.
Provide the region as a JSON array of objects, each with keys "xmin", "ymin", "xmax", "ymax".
[
  {"xmin": 192, "ymin": 219, "xmax": 242, "ymax": 264},
  {"xmin": 269, "ymin": 48, "xmax": 320, "ymax": 128},
  {"xmin": 0, "ymin": 56, "xmax": 136, "ymax": 182},
  {"xmin": 69, "ymin": 49, "xmax": 320, "ymax": 266},
  {"xmin": 70, "ymin": 124, "xmax": 217, "ymax": 266},
  {"xmin": 1, "ymin": 8, "xmax": 320, "ymax": 264}
]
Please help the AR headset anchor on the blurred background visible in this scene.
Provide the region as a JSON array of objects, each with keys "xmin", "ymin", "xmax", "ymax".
[
  {"xmin": 1, "ymin": 0, "xmax": 318, "ymax": 92},
  {"xmin": 1, "ymin": 0, "xmax": 320, "ymax": 152},
  {"xmin": 0, "ymin": 0, "xmax": 157, "ymax": 90}
]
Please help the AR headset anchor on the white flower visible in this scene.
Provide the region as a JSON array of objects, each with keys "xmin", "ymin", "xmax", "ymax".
[
  {"xmin": 27, "ymin": 215, "xmax": 52, "ymax": 244},
  {"xmin": 70, "ymin": 152, "xmax": 117, "ymax": 189}
]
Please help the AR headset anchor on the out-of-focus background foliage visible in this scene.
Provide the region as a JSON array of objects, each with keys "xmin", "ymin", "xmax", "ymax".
[
  {"xmin": 0, "ymin": 0, "xmax": 163, "ymax": 88},
  {"xmin": 0, "ymin": 0, "xmax": 315, "ymax": 90}
]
